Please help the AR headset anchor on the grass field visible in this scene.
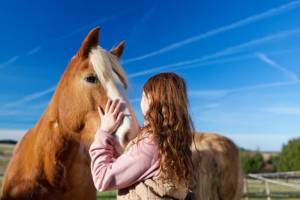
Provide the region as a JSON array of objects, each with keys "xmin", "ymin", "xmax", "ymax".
[
  {"xmin": 96, "ymin": 191, "xmax": 116, "ymax": 200},
  {"xmin": 0, "ymin": 144, "xmax": 14, "ymax": 174},
  {"xmin": 0, "ymin": 144, "xmax": 15, "ymax": 191},
  {"xmin": 1, "ymin": 144, "xmax": 300, "ymax": 200}
]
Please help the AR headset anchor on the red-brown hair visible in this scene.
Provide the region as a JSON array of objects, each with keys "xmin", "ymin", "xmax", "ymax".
[{"xmin": 140, "ymin": 72, "xmax": 194, "ymax": 187}]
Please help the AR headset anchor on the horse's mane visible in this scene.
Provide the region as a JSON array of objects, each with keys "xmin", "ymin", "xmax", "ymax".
[{"xmin": 89, "ymin": 47, "xmax": 128, "ymax": 89}]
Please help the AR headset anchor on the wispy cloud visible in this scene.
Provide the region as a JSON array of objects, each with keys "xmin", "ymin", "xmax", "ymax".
[
  {"xmin": 0, "ymin": 47, "xmax": 41, "ymax": 70},
  {"xmin": 0, "ymin": 100, "xmax": 49, "ymax": 117},
  {"xmin": 256, "ymin": 52, "xmax": 299, "ymax": 82},
  {"xmin": 122, "ymin": 2, "xmax": 157, "ymax": 45},
  {"xmin": 26, "ymin": 14, "xmax": 120, "ymax": 55},
  {"xmin": 188, "ymin": 90, "xmax": 229, "ymax": 98},
  {"xmin": 55, "ymin": 13, "xmax": 121, "ymax": 42},
  {"xmin": 26, "ymin": 46, "xmax": 42, "ymax": 56},
  {"xmin": 1, "ymin": 85, "xmax": 56, "ymax": 109},
  {"xmin": 229, "ymin": 80, "xmax": 300, "ymax": 93},
  {"xmin": 262, "ymin": 106, "xmax": 300, "ymax": 115},
  {"xmin": 128, "ymin": 27, "xmax": 300, "ymax": 78},
  {"xmin": 0, "ymin": 56, "xmax": 20, "ymax": 69},
  {"xmin": 123, "ymin": 0, "xmax": 300, "ymax": 64},
  {"xmin": 4, "ymin": 28, "xmax": 300, "ymax": 110},
  {"xmin": 201, "ymin": 103, "xmax": 220, "ymax": 109},
  {"xmin": 129, "ymin": 97, "xmax": 141, "ymax": 103},
  {"xmin": 4, "ymin": 29, "xmax": 300, "ymax": 116},
  {"xmin": 189, "ymin": 80, "xmax": 300, "ymax": 99}
]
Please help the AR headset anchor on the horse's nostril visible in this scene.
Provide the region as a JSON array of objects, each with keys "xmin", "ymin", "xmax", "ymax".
[
  {"xmin": 123, "ymin": 133, "xmax": 130, "ymax": 146},
  {"xmin": 76, "ymin": 123, "xmax": 85, "ymax": 132}
]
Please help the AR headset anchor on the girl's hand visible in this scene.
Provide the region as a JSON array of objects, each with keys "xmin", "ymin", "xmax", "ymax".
[{"xmin": 97, "ymin": 99, "xmax": 125, "ymax": 135}]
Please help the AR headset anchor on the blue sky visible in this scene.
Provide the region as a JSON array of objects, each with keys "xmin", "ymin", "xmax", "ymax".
[{"xmin": 0, "ymin": 0, "xmax": 300, "ymax": 151}]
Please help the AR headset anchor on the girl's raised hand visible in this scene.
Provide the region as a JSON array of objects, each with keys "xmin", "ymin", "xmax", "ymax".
[{"xmin": 97, "ymin": 99, "xmax": 125, "ymax": 135}]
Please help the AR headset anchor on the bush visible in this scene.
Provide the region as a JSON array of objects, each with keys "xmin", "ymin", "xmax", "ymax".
[
  {"xmin": 240, "ymin": 151, "xmax": 264, "ymax": 174},
  {"xmin": 276, "ymin": 137, "xmax": 300, "ymax": 172}
]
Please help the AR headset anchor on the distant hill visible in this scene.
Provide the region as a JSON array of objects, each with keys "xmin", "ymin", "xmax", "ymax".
[
  {"xmin": 239, "ymin": 147, "xmax": 279, "ymax": 154},
  {"xmin": 0, "ymin": 140, "xmax": 17, "ymax": 145}
]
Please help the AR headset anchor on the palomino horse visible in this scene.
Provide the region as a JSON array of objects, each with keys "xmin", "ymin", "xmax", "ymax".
[
  {"xmin": 1, "ymin": 27, "xmax": 140, "ymax": 200},
  {"xmin": 1, "ymin": 27, "xmax": 243, "ymax": 200}
]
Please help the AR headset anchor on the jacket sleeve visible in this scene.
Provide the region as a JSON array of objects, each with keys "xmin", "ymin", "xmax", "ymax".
[{"xmin": 89, "ymin": 129, "xmax": 159, "ymax": 191}]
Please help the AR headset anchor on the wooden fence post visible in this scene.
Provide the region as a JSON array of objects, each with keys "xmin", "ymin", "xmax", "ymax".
[
  {"xmin": 265, "ymin": 180, "xmax": 271, "ymax": 200},
  {"xmin": 243, "ymin": 178, "xmax": 248, "ymax": 200}
]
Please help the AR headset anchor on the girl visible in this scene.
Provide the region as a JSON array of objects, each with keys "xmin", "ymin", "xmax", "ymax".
[{"xmin": 89, "ymin": 72, "xmax": 195, "ymax": 199}]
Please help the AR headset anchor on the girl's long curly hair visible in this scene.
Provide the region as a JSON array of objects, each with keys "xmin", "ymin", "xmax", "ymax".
[{"xmin": 139, "ymin": 72, "xmax": 195, "ymax": 187}]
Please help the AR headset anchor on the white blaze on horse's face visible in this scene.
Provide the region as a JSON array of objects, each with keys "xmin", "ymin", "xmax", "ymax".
[{"xmin": 89, "ymin": 46, "xmax": 134, "ymax": 146}]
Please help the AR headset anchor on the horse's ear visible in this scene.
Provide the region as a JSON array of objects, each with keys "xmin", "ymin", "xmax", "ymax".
[
  {"xmin": 78, "ymin": 27, "xmax": 100, "ymax": 58},
  {"xmin": 111, "ymin": 41, "xmax": 125, "ymax": 58}
]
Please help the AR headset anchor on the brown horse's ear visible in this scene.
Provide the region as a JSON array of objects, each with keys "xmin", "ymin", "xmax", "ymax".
[
  {"xmin": 78, "ymin": 27, "xmax": 100, "ymax": 58},
  {"xmin": 111, "ymin": 41, "xmax": 125, "ymax": 58}
]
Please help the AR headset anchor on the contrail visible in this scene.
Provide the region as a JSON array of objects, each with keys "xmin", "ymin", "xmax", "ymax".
[
  {"xmin": 1, "ymin": 85, "xmax": 56, "ymax": 109},
  {"xmin": 188, "ymin": 90, "xmax": 229, "ymax": 98},
  {"xmin": 229, "ymin": 80, "xmax": 300, "ymax": 93},
  {"xmin": 55, "ymin": 13, "xmax": 121, "ymax": 41},
  {"xmin": 4, "ymin": 28, "xmax": 300, "ymax": 107},
  {"xmin": 256, "ymin": 52, "xmax": 299, "ymax": 82},
  {"xmin": 123, "ymin": 0, "xmax": 300, "ymax": 64},
  {"xmin": 0, "ymin": 56, "xmax": 20, "ymax": 69},
  {"xmin": 26, "ymin": 46, "xmax": 42, "ymax": 56},
  {"xmin": 176, "ymin": 46, "xmax": 300, "ymax": 72},
  {"xmin": 128, "ymin": 27, "xmax": 300, "ymax": 78},
  {"xmin": 188, "ymin": 80, "xmax": 300, "ymax": 99},
  {"xmin": 262, "ymin": 106, "xmax": 300, "ymax": 115}
]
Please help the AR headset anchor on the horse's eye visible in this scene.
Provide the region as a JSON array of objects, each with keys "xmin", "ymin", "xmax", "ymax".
[{"xmin": 85, "ymin": 75, "xmax": 98, "ymax": 84}]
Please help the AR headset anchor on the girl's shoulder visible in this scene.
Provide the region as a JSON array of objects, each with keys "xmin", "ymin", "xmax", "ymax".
[
  {"xmin": 125, "ymin": 132, "xmax": 157, "ymax": 151},
  {"xmin": 134, "ymin": 132, "xmax": 155, "ymax": 144}
]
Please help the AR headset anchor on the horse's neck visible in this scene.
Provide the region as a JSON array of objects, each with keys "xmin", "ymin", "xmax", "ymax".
[{"xmin": 30, "ymin": 102, "xmax": 83, "ymax": 191}]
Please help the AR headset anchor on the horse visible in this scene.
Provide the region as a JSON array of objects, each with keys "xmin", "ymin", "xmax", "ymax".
[
  {"xmin": 191, "ymin": 132, "xmax": 243, "ymax": 200},
  {"xmin": 1, "ymin": 27, "xmax": 243, "ymax": 200},
  {"xmin": 1, "ymin": 27, "xmax": 140, "ymax": 200}
]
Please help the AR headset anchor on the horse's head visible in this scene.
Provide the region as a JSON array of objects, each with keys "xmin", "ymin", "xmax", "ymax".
[{"xmin": 53, "ymin": 27, "xmax": 139, "ymax": 148}]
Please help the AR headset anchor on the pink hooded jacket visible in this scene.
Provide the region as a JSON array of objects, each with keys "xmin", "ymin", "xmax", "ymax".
[{"xmin": 89, "ymin": 128, "xmax": 160, "ymax": 191}]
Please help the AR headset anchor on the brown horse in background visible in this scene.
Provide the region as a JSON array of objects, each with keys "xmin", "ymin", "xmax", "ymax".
[
  {"xmin": 191, "ymin": 132, "xmax": 243, "ymax": 200},
  {"xmin": 1, "ymin": 27, "xmax": 243, "ymax": 200}
]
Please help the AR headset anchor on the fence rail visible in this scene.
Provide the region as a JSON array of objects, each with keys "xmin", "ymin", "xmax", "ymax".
[
  {"xmin": 249, "ymin": 171, "xmax": 300, "ymax": 179},
  {"xmin": 243, "ymin": 171, "xmax": 300, "ymax": 200}
]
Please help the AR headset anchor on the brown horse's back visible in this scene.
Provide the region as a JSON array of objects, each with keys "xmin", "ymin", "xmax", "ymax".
[{"xmin": 191, "ymin": 132, "xmax": 243, "ymax": 200}]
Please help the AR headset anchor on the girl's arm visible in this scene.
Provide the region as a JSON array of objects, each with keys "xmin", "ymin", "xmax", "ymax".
[{"xmin": 89, "ymin": 129, "xmax": 160, "ymax": 192}]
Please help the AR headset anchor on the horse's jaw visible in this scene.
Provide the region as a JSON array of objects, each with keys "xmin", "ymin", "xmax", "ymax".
[
  {"xmin": 114, "ymin": 103, "xmax": 140, "ymax": 147},
  {"xmin": 114, "ymin": 115, "xmax": 131, "ymax": 146}
]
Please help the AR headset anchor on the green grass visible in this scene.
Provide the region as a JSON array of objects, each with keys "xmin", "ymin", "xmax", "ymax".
[{"xmin": 97, "ymin": 191, "xmax": 116, "ymax": 200}]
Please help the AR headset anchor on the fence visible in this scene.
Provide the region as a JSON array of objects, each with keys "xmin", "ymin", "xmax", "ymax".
[
  {"xmin": 243, "ymin": 171, "xmax": 300, "ymax": 199},
  {"xmin": 2, "ymin": 172, "xmax": 300, "ymax": 199}
]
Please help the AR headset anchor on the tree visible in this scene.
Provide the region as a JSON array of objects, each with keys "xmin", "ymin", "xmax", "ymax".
[
  {"xmin": 240, "ymin": 150, "xmax": 264, "ymax": 174},
  {"xmin": 276, "ymin": 137, "xmax": 300, "ymax": 172}
]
